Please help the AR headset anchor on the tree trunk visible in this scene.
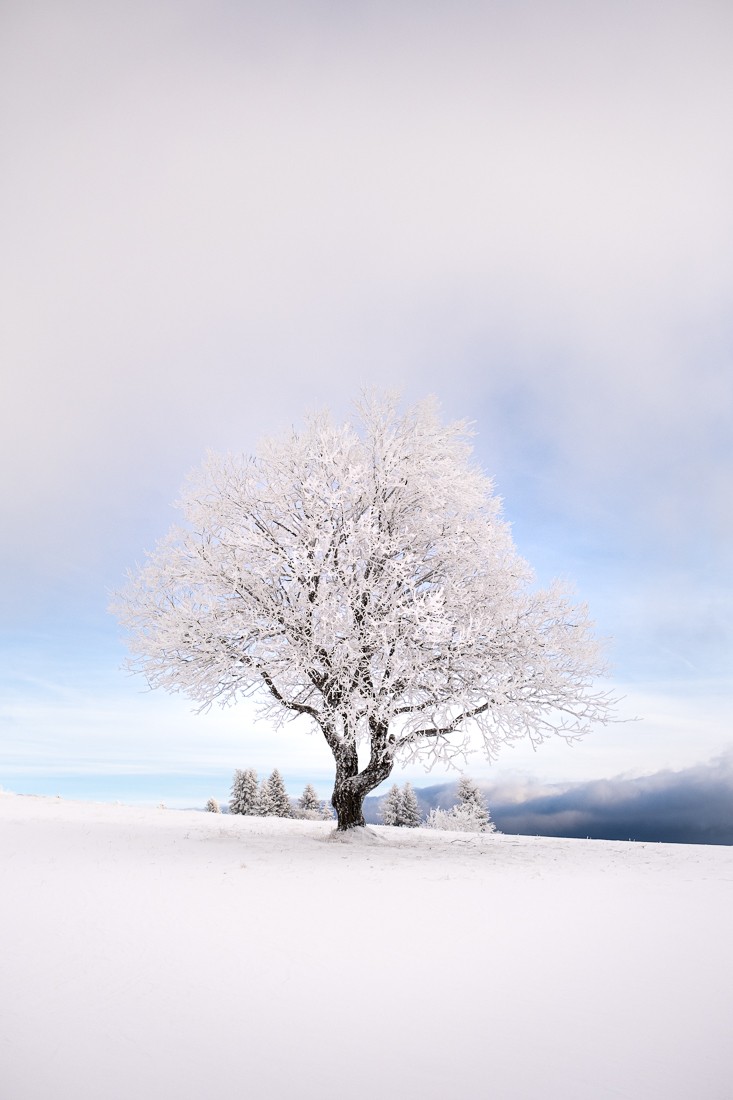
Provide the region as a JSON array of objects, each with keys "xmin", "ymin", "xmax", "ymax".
[
  {"xmin": 330, "ymin": 731, "xmax": 394, "ymax": 831},
  {"xmin": 331, "ymin": 778, "xmax": 369, "ymax": 830}
]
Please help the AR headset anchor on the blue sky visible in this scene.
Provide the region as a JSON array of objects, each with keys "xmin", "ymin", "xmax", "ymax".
[{"xmin": 2, "ymin": 0, "xmax": 731, "ymax": 809}]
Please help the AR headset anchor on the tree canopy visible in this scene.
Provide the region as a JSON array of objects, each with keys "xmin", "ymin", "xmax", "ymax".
[{"xmin": 114, "ymin": 394, "xmax": 614, "ymax": 829}]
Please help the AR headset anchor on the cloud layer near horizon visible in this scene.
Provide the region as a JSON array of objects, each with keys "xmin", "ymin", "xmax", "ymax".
[{"xmin": 395, "ymin": 754, "xmax": 733, "ymax": 845}]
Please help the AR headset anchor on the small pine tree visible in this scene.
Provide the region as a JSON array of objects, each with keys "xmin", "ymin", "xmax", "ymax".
[
  {"xmin": 456, "ymin": 774, "xmax": 481, "ymax": 808},
  {"xmin": 380, "ymin": 784, "xmax": 404, "ymax": 826},
  {"xmin": 229, "ymin": 767, "xmax": 259, "ymax": 815},
  {"xmin": 400, "ymin": 782, "xmax": 421, "ymax": 827},
  {"xmin": 255, "ymin": 777, "xmax": 276, "ymax": 816},
  {"xmin": 455, "ymin": 775, "xmax": 494, "ymax": 832},
  {"xmin": 240, "ymin": 768, "xmax": 259, "ymax": 814},
  {"xmin": 299, "ymin": 784, "xmax": 320, "ymax": 813},
  {"xmin": 205, "ymin": 797, "xmax": 221, "ymax": 813},
  {"xmin": 294, "ymin": 785, "xmax": 334, "ymax": 821},
  {"xmin": 229, "ymin": 769, "xmax": 245, "ymax": 814},
  {"xmin": 268, "ymin": 769, "xmax": 293, "ymax": 818}
]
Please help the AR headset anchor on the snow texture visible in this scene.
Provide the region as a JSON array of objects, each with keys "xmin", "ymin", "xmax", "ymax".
[{"xmin": 2, "ymin": 792, "xmax": 731, "ymax": 1100}]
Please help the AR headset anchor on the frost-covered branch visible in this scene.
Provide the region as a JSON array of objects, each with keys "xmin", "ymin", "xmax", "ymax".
[{"xmin": 113, "ymin": 393, "xmax": 618, "ymax": 829}]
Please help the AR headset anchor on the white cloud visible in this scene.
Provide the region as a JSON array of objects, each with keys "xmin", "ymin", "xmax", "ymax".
[
  {"xmin": 1, "ymin": 0, "xmax": 731, "ymax": 791},
  {"xmin": 3, "ymin": 0, "xmax": 731, "ymax": 565}
]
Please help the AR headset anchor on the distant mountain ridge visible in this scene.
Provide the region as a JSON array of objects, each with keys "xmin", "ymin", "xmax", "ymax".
[{"xmin": 365, "ymin": 754, "xmax": 733, "ymax": 844}]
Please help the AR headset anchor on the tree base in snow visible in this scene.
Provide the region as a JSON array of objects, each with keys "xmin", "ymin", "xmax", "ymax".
[{"xmin": 326, "ymin": 825, "xmax": 385, "ymax": 844}]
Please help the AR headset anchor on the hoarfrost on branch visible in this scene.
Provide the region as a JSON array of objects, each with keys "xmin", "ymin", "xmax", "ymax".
[{"xmin": 114, "ymin": 395, "xmax": 615, "ymax": 828}]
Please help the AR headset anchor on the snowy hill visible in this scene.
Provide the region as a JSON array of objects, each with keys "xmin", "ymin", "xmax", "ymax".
[{"xmin": 1, "ymin": 792, "xmax": 732, "ymax": 1100}]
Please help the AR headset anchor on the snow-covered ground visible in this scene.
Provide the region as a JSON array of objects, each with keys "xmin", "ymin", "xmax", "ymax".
[{"xmin": 2, "ymin": 793, "xmax": 731, "ymax": 1100}]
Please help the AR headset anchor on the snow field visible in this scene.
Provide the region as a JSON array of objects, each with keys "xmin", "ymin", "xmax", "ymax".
[{"xmin": 1, "ymin": 793, "xmax": 732, "ymax": 1099}]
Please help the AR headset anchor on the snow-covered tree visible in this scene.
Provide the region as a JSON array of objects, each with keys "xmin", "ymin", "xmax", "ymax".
[
  {"xmin": 115, "ymin": 394, "xmax": 615, "ymax": 830},
  {"xmin": 425, "ymin": 801, "xmax": 497, "ymax": 833},
  {"xmin": 229, "ymin": 768, "xmax": 259, "ymax": 815},
  {"xmin": 239, "ymin": 768, "xmax": 259, "ymax": 814},
  {"xmin": 295, "ymin": 784, "xmax": 334, "ymax": 820},
  {"xmin": 267, "ymin": 769, "xmax": 293, "ymax": 818},
  {"xmin": 456, "ymin": 774, "xmax": 481, "ymax": 808},
  {"xmin": 205, "ymin": 797, "xmax": 221, "ymax": 813},
  {"xmin": 380, "ymin": 783, "xmax": 404, "ymax": 826},
  {"xmin": 400, "ymin": 782, "xmax": 421, "ymax": 828},
  {"xmin": 455, "ymin": 775, "xmax": 494, "ymax": 832},
  {"xmin": 426, "ymin": 777, "xmax": 497, "ymax": 833},
  {"xmin": 229, "ymin": 769, "xmax": 246, "ymax": 814},
  {"xmin": 255, "ymin": 778, "xmax": 275, "ymax": 817},
  {"xmin": 299, "ymin": 784, "xmax": 321, "ymax": 813}
]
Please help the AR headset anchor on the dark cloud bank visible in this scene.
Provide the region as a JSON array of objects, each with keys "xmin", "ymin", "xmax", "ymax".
[{"xmin": 365, "ymin": 755, "xmax": 733, "ymax": 845}]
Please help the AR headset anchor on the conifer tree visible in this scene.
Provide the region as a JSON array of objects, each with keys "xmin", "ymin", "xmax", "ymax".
[
  {"xmin": 229, "ymin": 769, "xmax": 246, "ymax": 814},
  {"xmin": 456, "ymin": 774, "xmax": 482, "ymax": 808},
  {"xmin": 268, "ymin": 769, "xmax": 293, "ymax": 817},
  {"xmin": 455, "ymin": 775, "xmax": 494, "ymax": 832},
  {"xmin": 240, "ymin": 768, "xmax": 259, "ymax": 814},
  {"xmin": 299, "ymin": 784, "xmax": 321, "ymax": 813},
  {"xmin": 256, "ymin": 777, "xmax": 276, "ymax": 816},
  {"xmin": 400, "ymin": 782, "xmax": 421, "ymax": 827},
  {"xmin": 229, "ymin": 767, "xmax": 259, "ymax": 815},
  {"xmin": 205, "ymin": 797, "xmax": 221, "ymax": 813},
  {"xmin": 380, "ymin": 784, "xmax": 404, "ymax": 826},
  {"xmin": 295, "ymin": 784, "xmax": 334, "ymax": 820}
]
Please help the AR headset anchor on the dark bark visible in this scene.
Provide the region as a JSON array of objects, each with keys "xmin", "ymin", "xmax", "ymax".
[
  {"xmin": 330, "ymin": 723, "xmax": 394, "ymax": 830},
  {"xmin": 331, "ymin": 777, "xmax": 369, "ymax": 830}
]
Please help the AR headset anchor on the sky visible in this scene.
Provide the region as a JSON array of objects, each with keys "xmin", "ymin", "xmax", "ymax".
[{"xmin": 2, "ymin": 0, "xmax": 732, "ymax": 815}]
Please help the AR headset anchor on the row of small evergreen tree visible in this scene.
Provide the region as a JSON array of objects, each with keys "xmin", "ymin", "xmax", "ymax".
[
  {"xmin": 216, "ymin": 768, "xmax": 333, "ymax": 820},
  {"xmin": 379, "ymin": 782, "xmax": 421, "ymax": 827},
  {"xmin": 210, "ymin": 772, "xmax": 495, "ymax": 832},
  {"xmin": 379, "ymin": 775, "xmax": 496, "ymax": 833}
]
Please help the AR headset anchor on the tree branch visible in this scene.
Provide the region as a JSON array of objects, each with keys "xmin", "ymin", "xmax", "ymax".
[
  {"xmin": 257, "ymin": 667, "xmax": 320, "ymax": 721},
  {"xmin": 395, "ymin": 699, "xmax": 493, "ymax": 748}
]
